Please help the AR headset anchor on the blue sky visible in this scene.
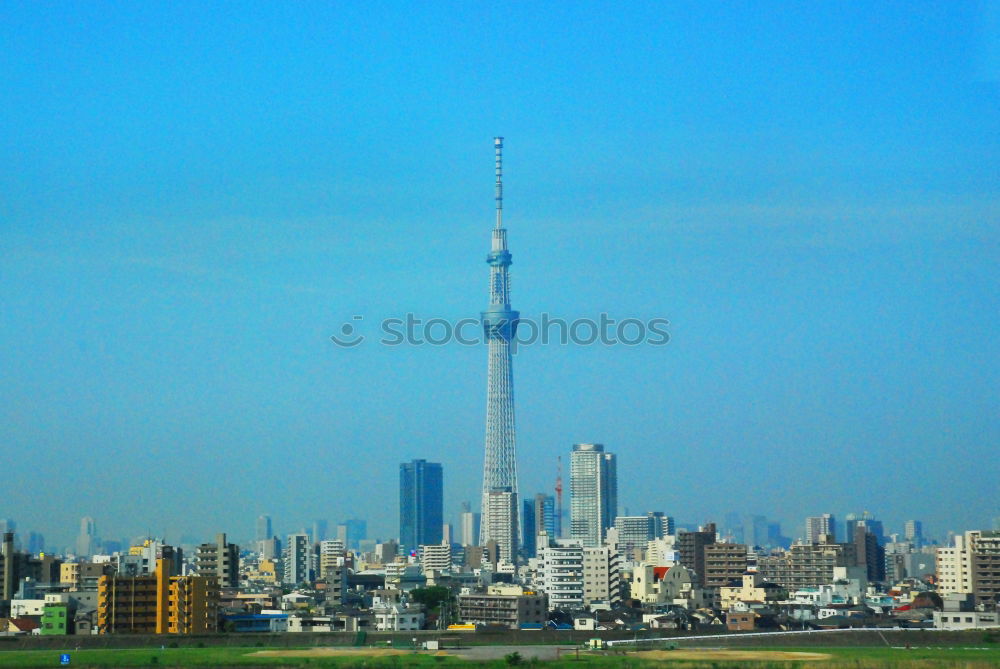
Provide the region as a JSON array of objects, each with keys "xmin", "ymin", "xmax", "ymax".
[{"xmin": 2, "ymin": 1, "xmax": 997, "ymax": 548}]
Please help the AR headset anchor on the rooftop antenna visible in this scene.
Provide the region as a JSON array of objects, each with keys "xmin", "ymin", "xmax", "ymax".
[{"xmin": 494, "ymin": 137, "xmax": 503, "ymax": 228}]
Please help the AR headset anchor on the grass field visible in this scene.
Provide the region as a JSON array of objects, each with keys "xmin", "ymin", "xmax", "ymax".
[{"xmin": 0, "ymin": 644, "xmax": 998, "ymax": 667}]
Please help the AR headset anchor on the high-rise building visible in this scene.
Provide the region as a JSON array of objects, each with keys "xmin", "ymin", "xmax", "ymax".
[
  {"xmin": 479, "ymin": 138, "xmax": 520, "ymax": 562},
  {"xmin": 582, "ymin": 545, "xmax": 622, "ymax": 608},
  {"xmin": 483, "ymin": 489, "xmax": 518, "ymax": 563},
  {"xmin": 970, "ymin": 531, "xmax": 1000, "ymax": 610},
  {"xmin": 742, "ymin": 515, "xmax": 769, "ymax": 548},
  {"xmin": 758, "ymin": 540, "xmax": 859, "ymax": 590},
  {"xmin": 937, "ymin": 533, "xmax": 974, "ymax": 596},
  {"xmin": 904, "ymin": 520, "xmax": 924, "ymax": 546},
  {"xmin": 938, "ymin": 530, "xmax": 1000, "ymax": 610},
  {"xmin": 806, "ymin": 514, "xmax": 835, "ymax": 544},
  {"xmin": 26, "ymin": 532, "xmax": 44, "ymax": 555},
  {"xmin": 97, "ymin": 558, "xmax": 219, "ymax": 635},
  {"xmin": 538, "ymin": 543, "xmax": 584, "ymax": 610},
  {"xmin": 420, "ymin": 543, "xmax": 453, "ymax": 574},
  {"xmin": 845, "ymin": 512, "xmax": 885, "ymax": 545},
  {"xmin": 312, "ymin": 520, "xmax": 328, "ymax": 544},
  {"xmin": 614, "ymin": 513, "xmax": 670, "ymax": 556},
  {"xmin": 76, "ymin": 516, "xmax": 98, "ymax": 557},
  {"xmin": 522, "ymin": 493, "xmax": 556, "ymax": 559},
  {"xmin": 341, "ymin": 519, "xmax": 367, "ymax": 550},
  {"xmin": 569, "ymin": 444, "xmax": 618, "ymax": 548},
  {"xmin": 703, "ymin": 543, "xmax": 749, "ymax": 589},
  {"xmin": 522, "ymin": 499, "xmax": 537, "ymax": 559},
  {"xmin": 399, "ymin": 459, "xmax": 443, "ymax": 551},
  {"xmin": 255, "ymin": 515, "xmax": 272, "ymax": 543},
  {"xmin": 195, "ymin": 533, "xmax": 240, "ymax": 588},
  {"xmin": 678, "ymin": 523, "xmax": 717, "ymax": 587},
  {"xmin": 283, "ymin": 533, "xmax": 314, "ymax": 585},
  {"xmin": 460, "ymin": 503, "xmax": 481, "ymax": 547}
]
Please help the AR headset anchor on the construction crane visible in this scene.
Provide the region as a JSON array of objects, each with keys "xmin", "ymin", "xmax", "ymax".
[{"xmin": 555, "ymin": 456, "xmax": 563, "ymax": 539}]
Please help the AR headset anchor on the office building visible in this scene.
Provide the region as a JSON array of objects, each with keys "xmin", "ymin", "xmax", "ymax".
[{"xmin": 399, "ymin": 459, "xmax": 443, "ymax": 551}]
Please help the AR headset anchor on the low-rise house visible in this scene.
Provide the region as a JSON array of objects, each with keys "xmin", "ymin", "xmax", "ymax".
[
  {"xmin": 719, "ymin": 572, "xmax": 785, "ymax": 609},
  {"xmin": 726, "ymin": 610, "xmax": 756, "ymax": 631},
  {"xmin": 933, "ymin": 610, "xmax": 999, "ymax": 630},
  {"xmin": 372, "ymin": 603, "xmax": 424, "ymax": 631}
]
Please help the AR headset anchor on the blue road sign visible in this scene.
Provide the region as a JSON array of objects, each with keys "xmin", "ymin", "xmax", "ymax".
[{"xmin": 59, "ymin": 654, "xmax": 70, "ymax": 665}]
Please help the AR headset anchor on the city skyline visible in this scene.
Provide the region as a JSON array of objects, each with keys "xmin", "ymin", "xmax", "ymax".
[{"xmin": 3, "ymin": 2, "xmax": 997, "ymax": 544}]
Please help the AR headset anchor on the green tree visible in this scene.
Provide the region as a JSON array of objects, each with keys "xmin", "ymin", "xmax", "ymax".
[{"xmin": 409, "ymin": 586, "xmax": 452, "ymax": 611}]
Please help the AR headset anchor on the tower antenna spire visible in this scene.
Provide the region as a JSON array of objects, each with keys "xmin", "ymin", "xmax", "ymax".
[{"xmin": 494, "ymin": 137, "xmax": 503, "ymax": 228}]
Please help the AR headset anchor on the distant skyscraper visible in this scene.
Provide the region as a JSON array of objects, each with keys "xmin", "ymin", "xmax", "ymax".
[
  {"xmin": 904, "ymin": 520, "xmax": 923, "ymax": 545},
  {"xmin": 570, "ymin": 443, "xmax": 618, "ymax": 547},
  {"xmin": 743, "ymin": 515, "xmax": 769, "ymax": 548},
  {"xmin": 27, "ymin": 532, "xmax": 44, "ymax": 554},
  {"xmin": 479, "ymin": 137, "xmax": 520, "ymax": 563},
  {"xmin": 806, "ymin": 514, "xmax": 835, "ymax": 543},
  {"xmin": 399, "ymin": 459, "xmax": 443, "ymax": 550},
  {"xmin": 460, "ymin": 502, "xmax": 480, "ymax": 547},
  {"xmin": 521, "ymin": 493, "xmax": 556, "ymax": 559},
  {"xmin": 256, "ymin": 515, "xmax": 272, "ymax": 542},
  {"xmin": 341, "ymin": 519, "xmax": 367, "ymax": 550},
  {"xmin": 76, "ymin": 516, "xmax": 98, "ymax": 556},
  {"xmin": 312, "ymin": 519, "xmax": 328, "ymax": 544},
  {"xmin": 845, "ymin": 511, "xmax": 884, "ymax": 545},
  {"xmin": 522, "ymin": 499, "xmax": 536, "ymax": 558}
]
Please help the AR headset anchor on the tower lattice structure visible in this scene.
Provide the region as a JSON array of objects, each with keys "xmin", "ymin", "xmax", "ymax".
[{"xmin": 479, "ymin": 137, "xmax": 520, "ymax": 561}]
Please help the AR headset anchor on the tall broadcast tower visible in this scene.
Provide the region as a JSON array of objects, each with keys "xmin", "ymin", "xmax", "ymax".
[{"xmin": 479, "ymin": 137, "xmax": 520, "ymax": 562}]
